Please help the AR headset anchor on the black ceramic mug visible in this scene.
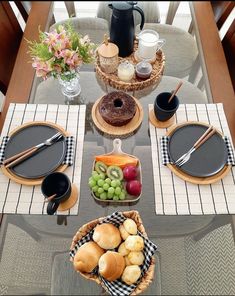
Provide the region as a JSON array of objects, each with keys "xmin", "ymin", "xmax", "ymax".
[
  {"xmin": 41, "ymin": 172, "xmax": 71, "ymax": 215},
  {"xmin": 154, "ymin": 92, "xmax": 179, "ymax": 122}
]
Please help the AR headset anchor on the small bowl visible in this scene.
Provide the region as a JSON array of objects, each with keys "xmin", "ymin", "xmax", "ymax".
[{"xmin": 135, "ymin": 61, "xmax": 153, "ymax": 79}]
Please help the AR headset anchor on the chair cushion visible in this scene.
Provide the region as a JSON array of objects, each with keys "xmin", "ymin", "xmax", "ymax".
[
  {"xmin": 136, "ymin": 23, "xmax": 198, "ymax": 78},
  {"xmin": 50, "ymin": 17, "xmax": 109, "ymax": 45}
]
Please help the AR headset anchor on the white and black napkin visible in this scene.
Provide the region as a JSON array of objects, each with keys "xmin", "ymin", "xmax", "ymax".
[{"xmin": 0, "ymin": 135, "xmax": 75, "ymax": 166}]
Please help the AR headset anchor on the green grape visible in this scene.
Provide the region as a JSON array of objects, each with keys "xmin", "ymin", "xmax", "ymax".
[
  {"xmin": 115, "ymin": 186, "xmax": 122, "ymax": 195},
  {"xmin": 93, "ymin": 174, "xmax": 101, "ymax": 182},
  {"xmin": 116, "ymin": 180, "xmax": 121, "ymax": 187},
  {"xmin": 92, "ymin": 185, "xmax": 98, "ymax": 193},
  {"xmin": 97, "ymin": 179, "xmax": 105, "ymax": 187},
  {"xmin": 88, "ymin": 179, "xmax": 96, "ymax": 188},
  {"xmin": 113, "ymin": 195, "xmax": 119, "ymax": 201},
  {"xmin": 89, "ymin": 177, "xmax": 93, "ymax": 182},
  {"xmin": 105, "ymin": 178, "xmax": 111, "ymax": 185},
  {"xmin": 119, "ymin": 192, "xmax": 126, "ymax": 200},
  {"xmin": 92, "ymin": 171, "xmax": 98, "ymax": 177},
  {"xmin": 95, "ymin": 191, "xmax": 100, "ymax": 198},
  {"xmin": 99, "ymin": 172, "xmax": 106, "ymax": 180},
  {"xmin": 111, "ymin": 180, "xmax": 117, "ymax": 188},
  {"xmin": 103, "ymin": 183, "xmax": 110, "ymax": 191},
  {"xmin": 100, "ymin": 192, "xmax": 107, "ymax": 200},
  {"xmin": 122, "ymin": 188, "xmax": 127, "ymax": 195},
  {"xmin": 107, "ymin": 192, "xmax": 114, "ymax": 199},
  {"xmin": 108, "ymin": 187, "xmax": 115, "ymax": 194},
  {"xmin": 98, "ymin": 187, "xmax": 104, "ymax": 194}
]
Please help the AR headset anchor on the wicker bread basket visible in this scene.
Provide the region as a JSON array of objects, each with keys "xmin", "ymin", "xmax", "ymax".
[
  {"xmin": 95, "ymin": 39, "xmax": 165, "ymax": 92},
  {"xmin": 70, "ymin": 210, "xmax": 156, "ymax": 295}
]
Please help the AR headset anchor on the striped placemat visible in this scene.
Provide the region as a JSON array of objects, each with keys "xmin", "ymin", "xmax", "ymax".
[
  {"xmin": 0, "ymin": 103, "xmax": 86, "ymax": 215},
  {"xmin": 149, "ymin": 103, "xmax": 235, "ymax": 215}
]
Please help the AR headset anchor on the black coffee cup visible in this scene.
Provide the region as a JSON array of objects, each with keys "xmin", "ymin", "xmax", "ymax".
[
  {"xmin": 154, "ymin": 92, "xmax": 179, "ymax": 121},
  {"xmin": 41, "ymin": 172, "xmax": 71, "ymax": 215}
]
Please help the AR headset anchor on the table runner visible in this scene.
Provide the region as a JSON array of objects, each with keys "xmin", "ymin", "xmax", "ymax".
[
  {"xmin": 0, "ymin": 103, "xmax": 86, "ymax": 215},
  {"xmin": 149, "ymin": 103, "xmax": 235, "ymax": 215}
]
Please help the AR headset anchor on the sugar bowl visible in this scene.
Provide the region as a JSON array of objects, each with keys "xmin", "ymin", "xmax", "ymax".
[{"xmin": 97, "ymin": 34, "xmax": 119, "ymax": 74}]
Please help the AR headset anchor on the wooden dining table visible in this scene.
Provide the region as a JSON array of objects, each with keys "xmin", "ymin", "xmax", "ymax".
[{"xmin": 0, "ymin": 2, "xmax": 235, "ymax": 295}]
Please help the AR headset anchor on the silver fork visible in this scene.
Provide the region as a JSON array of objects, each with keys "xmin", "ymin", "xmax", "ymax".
[
  {"xmin": 174, "ymin": 126, "xmax": 215, "ymax": 167},
  {"xmin": 4, "ymin": 132, "xmax": 63, "ymax": 168}
]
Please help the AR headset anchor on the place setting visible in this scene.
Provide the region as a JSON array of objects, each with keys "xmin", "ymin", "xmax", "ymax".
[
  {"xmin": 0, "ymin": 103, "xmax": 86, "ymax": 215},
  {"xmin": 149, "ymin": 92, "xmax": 235, "ymax": 215}
]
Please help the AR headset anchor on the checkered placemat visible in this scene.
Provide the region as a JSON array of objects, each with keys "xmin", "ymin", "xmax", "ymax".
[
  {"xmin": 0, "ymin": 103, "xmax": 86, "ymax": 215},
  {"xmin": 0, "ymin": 136, "xmax": 75, "ymax": 166},
  {"xmin": 70, "ymin": 211, "xmax": 158, "ymax": 296},
  {"xmin": 149, "ymin": 103, "xmax": 235, "ymax": 215}
]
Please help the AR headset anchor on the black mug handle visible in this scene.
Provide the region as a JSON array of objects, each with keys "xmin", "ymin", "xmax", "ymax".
[
  {"xmin": 133, "ymin": 6, "xmax": 145, "ymax": 30},
  {"xmin": 47, "ymin": 200, "xmax": 60, "ymax": 215}
]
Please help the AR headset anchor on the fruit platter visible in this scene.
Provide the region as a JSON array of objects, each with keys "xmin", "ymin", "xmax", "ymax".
[{"xmin": 88, "ymin": 139, "xmax": 142, "ymax": 203}]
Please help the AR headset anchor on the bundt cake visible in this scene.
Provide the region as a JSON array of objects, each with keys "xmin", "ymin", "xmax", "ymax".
[{"xmin": 98, "ymin": 91, "xmax": 137, "ymax": 126}]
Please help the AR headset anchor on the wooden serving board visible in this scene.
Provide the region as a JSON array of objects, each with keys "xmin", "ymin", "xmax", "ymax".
[
  {"xmin": 166, "ymin": 121, "xmax": 231, "ymax": 185},
  {"xmin": 92, "ymin": 95, "xmax": 144, "ymax": 137},
  {"xmin": 1, "ymin": 121, "xmax": 70, "ymax": 186},
  {"xmin": 91, "ymin": 139, "xmax": 142, "ymax": 203}
]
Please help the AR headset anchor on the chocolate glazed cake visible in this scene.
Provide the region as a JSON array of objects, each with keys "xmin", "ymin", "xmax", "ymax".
[{"xmin": 99, "ymin": 91, "xmax": 137, "ymax": 126}]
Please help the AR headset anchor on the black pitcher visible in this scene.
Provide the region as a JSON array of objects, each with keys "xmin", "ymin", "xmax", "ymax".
[{"xmin": 109, "ymin": 1, "xmax": 145, "ymax": 57}]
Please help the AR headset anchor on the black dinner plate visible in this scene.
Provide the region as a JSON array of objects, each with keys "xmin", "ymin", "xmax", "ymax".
[
  {"xmin": 4, "ymin": 125, "xmax": 66, "ymax": 179},
  {"xmin": 168, "ymin": 123, "xmax": 228, "ymax": 178}
]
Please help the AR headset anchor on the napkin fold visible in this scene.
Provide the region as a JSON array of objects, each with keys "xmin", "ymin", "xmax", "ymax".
[
  {"xmin": 70, "ymin": 211, "xmax": 158, "ymax": 296},
  {"xmin": 160, "ymin": 135, "xmax": 235, "ymax": 166},
  {"xmin": 0, "ymin": 135, "xmax": 75, "ymax": 166}
]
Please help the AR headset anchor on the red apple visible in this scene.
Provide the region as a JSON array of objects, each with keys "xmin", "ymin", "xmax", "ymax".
[
  {"xmin": 126, "ymin": 180, "xmax": 142, "ymax": 196},
  {"xmin": 123, "ymin": 165, "xmax": 138, "ymax": 181}
]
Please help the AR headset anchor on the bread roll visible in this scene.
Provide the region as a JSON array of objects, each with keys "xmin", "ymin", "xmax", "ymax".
[
  {"xmin": 118, "ymin": 242, "xmax": 130, "ymax": 256},
  {"xmin": 99, "ymin": 251, "xmax": 125, "ymax": 281},
  {"xmin": 73, "ymin": 241, "xmax": 104, "ymax": 273},
  {"xmin": 128, "ymin": 251, "xmax": 144, "ymax": 265},
  {"xmin": 93, "ymin": 223, "xmax": 121, "ymax": 249},
  {"xmin": 124, "ymin": 256, "xmax": 132, "ymax": 266},
  {"xmin": 119, "ymin": 224, "xmax": 130, "ymax": 240},
  {"xmin": 125, "ymin": 235, "xmax": 144, "ymax": 251},
  {"xmin": 123, "ymin": 219, "xmax": 138, "ymax": 235},
  {"xmin": 121, "ymin": 265, "xmax": 141, "ymax": 285}
]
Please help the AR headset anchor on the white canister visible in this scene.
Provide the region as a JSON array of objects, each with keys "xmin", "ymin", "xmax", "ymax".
[{"xmin": 137, "ymin": 29, "xmax": 165, "ymax": 61}]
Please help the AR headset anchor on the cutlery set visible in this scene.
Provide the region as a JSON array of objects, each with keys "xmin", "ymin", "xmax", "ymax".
[{"xmin": 3, "ymin": 132, "xmax": 64, "ymax": 169}]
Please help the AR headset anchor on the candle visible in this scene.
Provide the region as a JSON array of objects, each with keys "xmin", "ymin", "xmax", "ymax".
[{"xmin": 117, "ymin": 61, "xmax": 135, "ymax": 82}]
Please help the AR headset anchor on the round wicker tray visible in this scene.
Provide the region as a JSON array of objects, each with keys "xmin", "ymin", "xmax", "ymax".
[{"xmin": 95, "ymin": 40, "xmax": 165, "ymax": 92}]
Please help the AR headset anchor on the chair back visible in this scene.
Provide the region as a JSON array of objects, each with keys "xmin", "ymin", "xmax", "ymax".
[
  {"xmin": 97, "ymin": 1, "xmax": 160, "ymax": 28},
  {"xmin": 0, "ymin": 2, "xmax": 23, "ymax": 95}
]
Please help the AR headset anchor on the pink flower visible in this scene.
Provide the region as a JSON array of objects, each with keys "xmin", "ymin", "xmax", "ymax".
[
  {"xmin": 32, "ymin": 58, "xmax": 52, "ymax": 79},
  {"xmin": 58, "ymin": 49, "xmax": 82, "ymax": 69}
]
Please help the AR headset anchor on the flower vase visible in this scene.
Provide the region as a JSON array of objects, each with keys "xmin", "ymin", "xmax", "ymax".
[{"xmin": 58, "ymin": 71, "xmax": 81, "ymax": 101}]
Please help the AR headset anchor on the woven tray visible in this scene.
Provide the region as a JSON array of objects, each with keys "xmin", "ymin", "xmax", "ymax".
[
  {"xmin": 70, "ymin": 210, "xmax": 155, "ymax": 295},
  {"xmin": 95, "ymin": 40, "xmax": 165, "ymax": 92}
]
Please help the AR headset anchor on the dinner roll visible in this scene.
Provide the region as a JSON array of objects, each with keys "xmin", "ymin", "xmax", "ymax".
[
  {"xmin": 127, "ymin": 251, "xmax": 144, "ymax": 265},
  {"xmin": 123, "ymin": 219, "xmax": 138, "ymax": 235},
  {"xmin": 99, "ymin": 251, "xmax": 125, "ymax": 281},
  {"xmin": 118, "ymin": 242, "xmax": 130, "ymax": 256},
  {"xmin": 124, "ymin": 256, "xmax": 132, "ymax": 266},
  {"xmin": 121, "ymin": 265, "xmax": 141, "ymax": 285},
  {"xmin": 93, "ymin": 223, "xmax": 121, "ymax": 249},
  {"xmin": 119, "ymin": 224, "xmax": 130, "ymax": 240},
  {"xmin": 73, "ymin": 241, "xmax": 104, "ymax": 273},
  {"xmin": 125, "ymin": 235, "xmax": 144, "ymax": 251}
]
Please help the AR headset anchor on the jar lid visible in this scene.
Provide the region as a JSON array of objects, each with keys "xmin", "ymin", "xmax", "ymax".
[
  {"xmin": 98, "ymin": 34, "xmax": 119, "ymax": 58},
  {"xmin": 136, "ymin": 61, "xmax": 152, "ymax": 74}
]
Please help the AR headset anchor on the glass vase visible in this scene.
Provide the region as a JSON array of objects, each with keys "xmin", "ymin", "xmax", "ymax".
[{"xmin": 58, "ymin": 71, "xmax": 81, "ymax": 100}]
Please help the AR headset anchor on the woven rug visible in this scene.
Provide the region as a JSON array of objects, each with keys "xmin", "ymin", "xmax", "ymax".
[
  {"xmin": 149, "ymin": 103, "xmax": 235, "ymax": 215},
  {"xmin": 0, "ymin": 103, "xmax": 86, "ymax": 215}
]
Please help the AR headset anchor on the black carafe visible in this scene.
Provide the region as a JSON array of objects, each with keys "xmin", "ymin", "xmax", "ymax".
[{"xmin": 109, "ymin": 1, "xmax": 145, "ymax": 57}]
